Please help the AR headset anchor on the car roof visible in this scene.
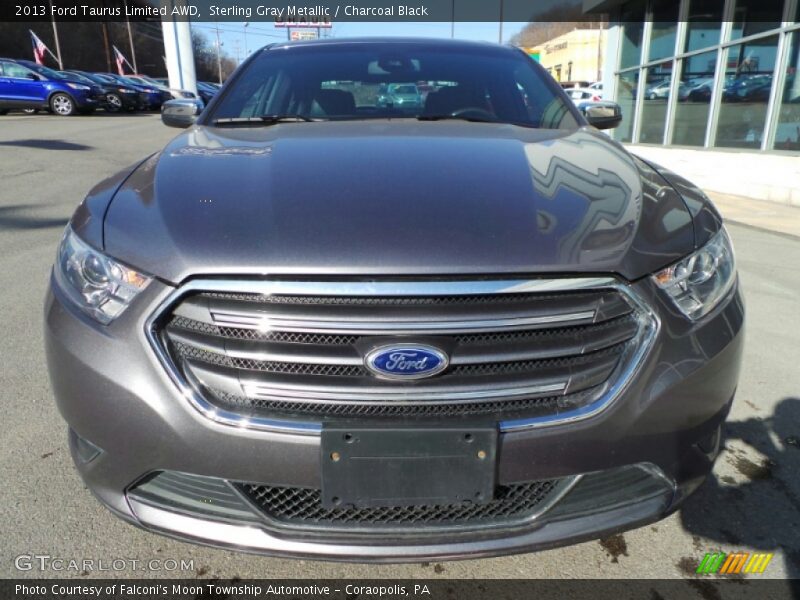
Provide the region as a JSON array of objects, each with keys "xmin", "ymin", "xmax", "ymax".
[{"xmin": 263, "ymin": 37, "xmax": 521, "ymax": 57}]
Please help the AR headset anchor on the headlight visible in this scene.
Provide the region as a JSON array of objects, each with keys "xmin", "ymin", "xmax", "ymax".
[
  {"xmin": 143, "ymin": 88, "xmax": 157, "ymax": 93},
  {"xmin": 54, "ymin": 227, "xmax": 151, "ymax": 324},
  {"xmin": 653, "ymin": 228, "xmax": 736, "ymax": 320},
  {"xmin": 120, "ymin": 88, "xmax": 137, "ymax": 94},
  {"xmin": 66, "ymin": 83, "xmax": 90, "ymax": 91}
]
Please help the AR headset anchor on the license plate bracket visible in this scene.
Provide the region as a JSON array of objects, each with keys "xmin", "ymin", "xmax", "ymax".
[{"xmin": 320, "ymin": 422, "xmax": 497, "ymax": 509}]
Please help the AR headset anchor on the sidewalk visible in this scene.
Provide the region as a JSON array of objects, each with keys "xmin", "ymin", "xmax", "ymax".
[
  {"xmin": 704, "ymin": 191, "xmax": 800, "ymax": 239},
  {"xmin": 626, "ymin": 145, "xmax": 800, "ymax": 208}
]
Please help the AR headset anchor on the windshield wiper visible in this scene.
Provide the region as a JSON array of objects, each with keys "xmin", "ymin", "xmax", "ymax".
[
  {"xmin": 212, "ymin": 115, "xmax": 317, "ymax": 126},
  {"xmin": 416, "ymin": 114, "xmax": 496, "ymax": 123},
  {"xmin": 416, "ymin": 114, "xmax": 537, "ymax": 128}
]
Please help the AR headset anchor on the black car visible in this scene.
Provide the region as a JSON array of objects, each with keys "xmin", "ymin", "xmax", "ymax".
[
  {"xmin": 98, "ymin": 73, "xmax": 172, "ymax": 109},
  {"xmin": 46, "ymin": 39, "xmax": 743, "ymax": 561},
  {"xmin": 64, "ymin": 71, "xmax": 143, "ymax": 112}
]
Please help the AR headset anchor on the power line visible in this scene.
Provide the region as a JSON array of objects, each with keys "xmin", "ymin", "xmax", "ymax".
[{"xmin": 192, "ymin": 23, "xmax": 284, "ymax": 39}]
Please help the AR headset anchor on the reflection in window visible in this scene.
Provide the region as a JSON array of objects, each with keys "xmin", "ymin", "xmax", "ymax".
[
  {"xmin": 672, "ymin": 52, "xmax": 717, "ymax": 146},
  {"xmin": 619, "ymin": 1, "xmax": 646, "ymax": 69},
  {"xmin": 640, "ymin": 64, "xmax": 674, "ymax": 144},
  {"xmin": 684, "ymin": 0, "xmax": 723, "ymax": 52},
  {"xmin": 774, "ymin": 33, "xmax": 800, "ymax": 151},
  {"xmin": 614, "ymin": 71, "xmax": 640, "ymax": 142},
  {"xmin": 730, "ymin": 0, "xmax": 784, "ymax": 41},
  {"xmin": 649, "ymin": 0, "xmax": 679, "ymax": 62},
  {"xmin": 715, "ymin": 37, "xmax": 779, "ymax": 149}
]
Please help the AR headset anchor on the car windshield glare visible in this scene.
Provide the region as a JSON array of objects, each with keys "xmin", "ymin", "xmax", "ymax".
[{"xmin": 207, "ymin": 43, "xmax": 578, "ymax": 129}]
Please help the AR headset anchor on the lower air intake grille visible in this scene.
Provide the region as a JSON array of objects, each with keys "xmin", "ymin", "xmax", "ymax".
[{"xmin": 235, "ymin": 480, "xmax": 564, "ymax": 528}]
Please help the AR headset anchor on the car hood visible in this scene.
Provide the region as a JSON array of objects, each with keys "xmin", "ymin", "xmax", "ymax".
[{"xmin": 103, "ymin": 122, "xmax": 696, "ymax": 284}]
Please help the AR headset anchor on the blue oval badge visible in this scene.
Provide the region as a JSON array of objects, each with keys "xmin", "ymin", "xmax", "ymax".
[{"xmin": 365, "ymin": 345, "xmax": 449, "ymax": 380}]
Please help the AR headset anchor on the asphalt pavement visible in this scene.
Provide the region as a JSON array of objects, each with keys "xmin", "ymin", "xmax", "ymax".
[{"xmin": 0, "ymin": 113, "xmax": 798, "ymax": 584}]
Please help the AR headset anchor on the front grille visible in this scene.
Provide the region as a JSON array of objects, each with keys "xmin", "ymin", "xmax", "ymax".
[
  {"xmin": 155, "ymin": 280, "xmax": 646, "ymax": 426},
  {"xmin": 235, "ymin": 479, "xmax": 564, "ymax": 529},
  {"xmin": 211, "ymin": 388, "xmax": 570, "ymax": 418}
]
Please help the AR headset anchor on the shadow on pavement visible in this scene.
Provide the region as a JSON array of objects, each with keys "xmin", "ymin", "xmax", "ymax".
[
  {"xmin": 0, "ymin": 205, "xmax": 69, "ymax": 231},
  {"xmin": 678, "ymin": 397, "xmax": 800, "ymax": 587},
  {"xmin": 0, "ymin": 139, "xmax": 93, "ymax": 151}
]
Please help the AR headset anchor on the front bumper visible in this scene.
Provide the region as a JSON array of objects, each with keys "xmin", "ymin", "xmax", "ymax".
[
  {"xmin": 45, "ymin": 275, "xmax": 744, "ymax": 561},
  {"xmin": 71, "ymin": 91, "xmax": 102, "ymax": 110}
]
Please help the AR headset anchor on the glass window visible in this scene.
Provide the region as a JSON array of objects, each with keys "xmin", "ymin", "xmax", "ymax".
[
  {"xmin": 2, "ymin": 61, "xmax": 34, "ymax": 79},
  {"xmin": 684, "ymin": 0, "xmax": 723, "ymax": 52},
  {"xmin": 730, "ymin": 0, "xmax": 784, "ymax": 41},
  {"xmin": 672, "ymin": 52, "xmax": 718, "ymax": 146},
  {"xmin": 640, "ymin": 63, "xmax": 675, "ymax": 144},
  {"xmin": 614, "ymin": 70, "xmax": 641, "ymax": 142},
  {"xmin": 619, "ymin": 1, "xmax": 646, "ymax": 69},
  {"xmin": 773, "ymin": 33, "xmax": 800, "ymax": 151},
  {"xmin": 208, "ymin": 43, "xmax": 579, "ymax": 129},
  {"xmin": 715, "ymin": 36, "xmax": 779, "ymax": 148},
  {"xmin": 648, "ymin": 0, "xmax": 680, "ymax": 62}
]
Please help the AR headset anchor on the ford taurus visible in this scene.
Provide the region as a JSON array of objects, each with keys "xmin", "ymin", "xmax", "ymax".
[{"xmin": 45, "ymin": 38, "xmax": 743, "ymax": 561}]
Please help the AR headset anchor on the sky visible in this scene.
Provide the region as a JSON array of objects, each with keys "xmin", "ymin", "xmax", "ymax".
[{"xmin": 191, "ymin": 21, "xmax": 531, "ymax": 64}]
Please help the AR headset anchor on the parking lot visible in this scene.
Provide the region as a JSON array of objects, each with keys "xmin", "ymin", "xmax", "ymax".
[{"xmin": 0, "ymin": 113, "xmax": 798, "ymax": 582}]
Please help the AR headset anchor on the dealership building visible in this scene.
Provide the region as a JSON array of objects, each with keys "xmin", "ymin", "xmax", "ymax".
[
  {"xmin": 527, "ymin": 28, "xmax": 607, "ymax": 84},
  {"xmin": 583, "ymin": 0, "xmax": 800, "ymax": 204}
]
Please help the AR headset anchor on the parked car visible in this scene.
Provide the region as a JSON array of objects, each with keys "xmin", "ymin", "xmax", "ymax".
[
  {"xmin": 566, "ymin": 87, "xmax": 602, "ymax": 103},
  {"xmin": 722, "ymin": 75, "xmax": 773, "ymax": 103},
  {"xmin": 196, "ymin": 81, "xmax": 219, "ymax": 104},
  {"xmin": 124, "ymin": 74, "xmax": 196, "ymax": 100},
  {"xmin": 0, "ymin": 58, "xmax": 105, "ymax": 116},
  {"xmin": 63, "ymin": 71, "xmax": 144, "ymax": 112},
  {"xmin": 644, "ymin": 80, "xmax": 671, "ymax": 100},
  {"xmin": 46, "ymin": 38, "xmax": 743, "ymax": 562},
  {"xmin": 377, "ymin": 82, "xmax": 423, "ymax": 109},
  {"xmin": 559, "ymin": 80, "xmax": 593, "ymax": 90},
  {"xmin": 96, "ymin": 73, "xmax": 171, "ymax": 109},
  {"xmin": 686, "ymin": 79, "xmax": 714, "ymax": 103}
]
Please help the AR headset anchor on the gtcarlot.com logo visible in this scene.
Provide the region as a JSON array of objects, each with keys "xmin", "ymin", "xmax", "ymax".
[
  {"xmin": 14, "ymin": 554, "xmax": 195, "ymax": 572},
  {"xmin": 696, "ymin": 551, "xmax": 774, "ymax": 575}
]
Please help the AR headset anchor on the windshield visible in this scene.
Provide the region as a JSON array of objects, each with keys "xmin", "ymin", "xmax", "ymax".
[
  {"xmin": 207, "ymin": 43, "xmax": 578, "ymax": 129},
  {"xmin": 61, "ymin": 71, "xmax": 93, "ymax": 85},
  {"xmin": 93, "ymin": 74, "xmax": 117, "ymax": 83},
  {"xmin": 28, "ymin": 63, "xmax": 61, "ymax": 79},
  {"xmin": 140, "ymin": 76, "xmax": 164, "ymax": 86},
  {"xmin": 119, "ymin": 76, "xmax": 144, "ymax": 87}
]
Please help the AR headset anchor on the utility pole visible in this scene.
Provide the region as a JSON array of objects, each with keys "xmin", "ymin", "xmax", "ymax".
[
  {"xmin": 498, "ymin": 0, "xmax": 504, "ymax": 44},
  {"xmin": 233, "ymin": 40, "xmax": 241, "ymax": 65},
  {"xmin": 451, "ymin": 0, "xmax": 455, "ymax": 39},
  {"xmin": 47, "ymin": 0, "xmax": 63, "ymax": 69},
  {"xmin": 214, "ymin": 23, "xmax": 223, "ymax": 84},
  {"xmin": 101, "ymin": 22, "xmax": 112, "ymax": 72},
  {"xmin": 243, "ymin": 22, "xmax": 249, "ymax": 56},
  {"xmin": 124, "ymin": 0, "xmax": 138, "ymax": 73}
]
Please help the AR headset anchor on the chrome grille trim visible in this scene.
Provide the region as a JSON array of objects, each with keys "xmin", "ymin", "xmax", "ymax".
[
  {"xmin": 206, "ymin": 309, "xmax": 598, "ymax": 334},
  {"xmin": 241, "ymin": 380, "xmax": 568, "ymax": 403},
  {"xmin": 145, "ymin": 278, "xmax": 659, "ymax": 435}
]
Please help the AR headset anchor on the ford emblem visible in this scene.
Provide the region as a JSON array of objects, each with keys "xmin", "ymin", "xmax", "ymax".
[{"xmin": 364, "ymin": 344, "xmax": 449, "ymax": 380}]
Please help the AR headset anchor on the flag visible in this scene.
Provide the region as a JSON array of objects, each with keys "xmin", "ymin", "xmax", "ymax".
[
  {"xmin": 30, "ymin": 30, "xmax": 50, "ymax": 66},
  {"xmin": 113, "ymin": 45, "xmax": 133, "ymax": 75}
]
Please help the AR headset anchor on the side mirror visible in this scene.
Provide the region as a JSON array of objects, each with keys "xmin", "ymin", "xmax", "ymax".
[
  {"xmin": 161, "ymin": 98, "xmax": 203, "ymax": 128},
  {"xmin": 579, "ymin": 101, "xmax": 623, "ymax": 130}
]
